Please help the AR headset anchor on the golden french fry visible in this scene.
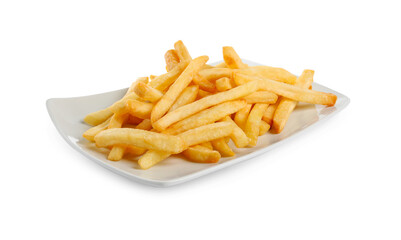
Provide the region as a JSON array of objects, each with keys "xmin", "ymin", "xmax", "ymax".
[
  {"xmin": 196, "ymin": 89, "xmax": 212, "ymax": 99},
  {"xmin": 126, "ymin": 99, "xmax": 154, "ymax": 119},
  {"xmin": 138, "ymin": 150, "xmax": 171, "ymax": 170},
  {"xmin": 243, "ymin": 91, "xmax": 278, "ymax": 104},
  {"xmin": 174, "ymin": 40, "xmax": 192, "ymax": 62},
  {"xmin": 149, "ymin": 61, "xmax": 189, "ymax": 91},
  {"xmin": 215, "ymin": 77, "xmax": 234, "ymax": 91},
  {"xmin": 178, "ymin": 122, "xmax": 234, "ymax": 147},
  {"xmin": 108, "ymin": 113, "xmax": 129, "ymax": 129},
  {"xmin": 83, "ymin": 117, "xmax": 111, "ymax": 142},
  {"xmin": 125, "ymin": 145, "xmax": 146, "ymax": 156},
  {"xmin": 199, "ymin": 142, "xmax": 213, "ymax": 150},
  {"xmin": 95, "ymin": 128, "xmax": 186, "ymax": 153},
  {"xmin": 197, "ymin": 68, "xmax": 232, "ymax": 82},
  {"xmin": 153, "ymin": 80, "xmax": 258, "ymax": 131},
  {"xmin": 245, "ymin": 103, "xmax": 269, "ymax": 146},
  {"xmin": 135, "ymin": 119, "xmax": 152, "ymax": 130},
  {"xmin": 169, "ymin": 85, "xmax": 199, "ymax": 113},
  {"xmin": 183, "ymin": 146, "xmax": 221, "ymax": 163},
  {"xmin": 164, "ymin": 100, "xmax": 246, "ymax": 135},
  {"xmin": 133, "ymin": 82, "xmax": 163, "ymax": 102},
  {"xmin": 234, "ymin": 103, "xmax": 252, "ymax": 130},
  {"xmin": 192, "ymin": 76, "xmax": 216, "ymax": 92},
  {"xmin": 219, "ymin": 116, "xmax": 250, "ymax": 148},
  {"xmin": 127, "ymin": 115, "xmax": 143, "ymax": 125},
  {"xmin": 108, "ymin": 145, "xmax": 126, "ymax": 161},
  {"xmin": 84, "ymin": 108, "xmax": 113, "ymax": 126},
  {"xmin": 213, "ymin": 62, "xmax": 227, "ymax": 68},
  {"xmin": 107, "ymin": 113, "xmax": 130, "ymax": 161},
  {"xmin": 262, "ymin": 99, "xmax": 280, "ymax": 125},
  {"xmin": 151, "ymin": 56, "xmax": 209, "ymax": 123},
  {"xmin": 109, "ymin": 92, "xmax": 139, "ymax": 114},
  {"xmin": 236, "ymin": 66, "xmax": 297, "ymax": 85},
  {"xmin": 234, "ymin": 73, "xmax": 337, "ymax": 106},
  {"xmin": 165, "ymin": 49, "xmax": 180, "ymax": 71},
  {"xmin": 223, "ymin": 46, "xmax": 248, "ymax": 69},
  {"xmin": 127, "ymin": 77, "xmax": 149, "ymax": 93},
  {"xmin": 259, "ymin": 120, "xmax": 270, "ymax": 136},
  {"xmin": 211, "ymin": 138, "xmax": 235, "ymax": 157},
  {"xmin": 149, "ymin": 75, "xmax": 157, "ymax": 81},
  {"xmin": 272, "ymin": 70, "xmax": 314, "ymax": 133}
]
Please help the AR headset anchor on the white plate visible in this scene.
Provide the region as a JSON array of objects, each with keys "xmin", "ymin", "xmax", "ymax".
[{"xmin": 47, "ymin": 60, "xmax": 350, "ymax": 187}]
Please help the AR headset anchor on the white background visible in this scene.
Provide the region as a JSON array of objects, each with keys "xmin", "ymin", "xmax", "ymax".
[{"xmin": 1, "ymin": 0, "xmax": 400, "ymax": 239}]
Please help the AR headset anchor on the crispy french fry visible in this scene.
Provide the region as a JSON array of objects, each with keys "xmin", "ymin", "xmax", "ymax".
[
  {"xmin": 192, "ymin": 76, "xmax": 216, "ymax": 92},
  {"xmin": 83, "ymin": 117, "xmax": 111, "ymax": 142},
  {"xmin": 126, "ymin": 115, "xmax": 143, "ymax": 125},
  {"xmin": 174, "ymin": 40, "xmax": 192, "ymax": 62},
  {"xmin": 84, "ymin": 108, "xmax": 114, "ymax": 126},
  {"xmin": 234, "ymin": 103, "xmax": 252, "ymax": 130},
  {"xmin": 262, "ymin": 99, "xmax": 280, "ymax": 125},
  {"xmin": 197, "ymin": 89, "xmax": 212, "ymax": 99},
  {"xmin": 125, "ymin": 145, "xmax": 146, "ymax": 156},
  {"xmin": 272, "ymin": 70, "xmax": 314, "ymax": 133},
  {"xmin": 219, "ymin": 116, "xmax": 250, "ymax": 148},
  {"xmin": 169, "ymin": 85, "xmax": 199, "ymax": 113},
  {"xmin": 223, "ymin": 46, "xmax": 248, "ymax": 69},
  {"xmin": 135, "ymin": 119, "xmax": 152, "ymax": 130},
  {"xmin": 236, "ymin": 66, "xmax": 297, "ymax": 85},
  {"xmin": 211, "ymin": 138, "xmax": 235, "ymax": 157},
  {"xmin": 153, "ymin": 80, "xmax": 258, "ymax": 131},
  {"xmin": 107, "ymin": 113, "xmax": 130, "ymax": 161},
  {"xmin": 138, "ymin": 150, "xmax": 171, "ymax": 170},
  {"xmin": 183, "ymin": 146, "xmax": 221, "ymax": 163},
  {"xmin": 127, "ymin": 77, "xmax": 149, "ymax": 93},
  {"xmin": 133, "ymin": 82, "xmax": 163, "ymax": 102},
  {"xmin": 245, "ymin": 103, "xmax": 269, "ymax": 146},
  {"xmin": 109, "ymin": 92, "xmax": 139, "ymax": 115},
  {"xmin": 243, "ymin": 91, "xmax": 278, "ymax": 104},
  {"xmin": 197, "ymin": 68, "xmax": 232, "ymax": 82},
  {"xmin": 95, "ymin": 128, "xmax": 186, "ymax": 154},
  {"xmin": 151, "ymin": 56, "xmax": 209, "ymax": 123},
  {"xmin": 165, "ymin": 49, "xmax": 180, "ymax": 71},
  {"xmin": 108, "ymin": 113, "xmax": 129, "ymax": 129},
  {"xmin": 108, "ymin": 145, "xmax": 126, "ymax": 161},
  {"xmin": 200, "ymin": 142, "xmax": 213, "ymax": 150},
  {"xmin": 163, "ymin": 100, "xmax": 246, "ymax": 135},
  {"xmin": 234, "ymin": 73, "xmax": 337, "ymax": 106},
  {"xmin": 215, "ymin": 77, "xmax": 234, "ymax": 91},
  {"xmin": 126, "ymin": 99, "xmax": 154, "ymax": 119},
  {"xmin": 259, "ymin": 120, "xmax": 270, "ymax": 136},
  {"xmin": 149, "ymin": 75, "xmax": 157, "ymax": 81},
  {"xmin": 178, "ymin": 122, "xmax": 234, "ymax": 147},
  {"xmin": 149, "ymin": 61, "xmax": 189, "ymax": 91}
]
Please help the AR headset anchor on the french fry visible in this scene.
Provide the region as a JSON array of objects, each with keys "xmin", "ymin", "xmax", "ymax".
[
  {"xmin": 223, "ymin": 46, "xmax": 248, "ymax": 69},
  {"xmin": 197, "ymin": 68, "xmax": 232, "ymax": 82},
  {"xmin": 200, "ymin": 142, "xmax": 213, "ymax": 150},
  {"xmin": 174, "ymin": 40, "xmax": 192, "ymax": 62},
  {"xmin": 138, "ymin": 150, "xmax": 171, "ymax": 170},
  {"xmin": 219, "ymin": 116, "xmax": 250, "ymax": 148},
  {"xmin": 153, "ymin": 80, "xmax": 258, "ymax": 131},
  {"xmin": 234, "ymin": 103, "xmax": 252, "ymax": 130},
  {"xmin": 126, "ymin": 99, "xmax": 154, "ymax": 119},
  {"xmin": 127, "ymin": 77, "xmax": 149, "ymax": 93},
  {"xmin": 84, "ymin": 108, "xmax": 113, "ymax": 126},
  {"xmin": 192, "ymin": 76, "xmax": 216, "ymax": 92},
  {"xmin": 149, "ymin": 61, "xmax": 189, "ymax": 91},
  {"xmin": 259, "ymin": 120, "xmax": 270, "ymax": 136},
  {"xmin": 234, "ymin": 73, "xmax": 337, "ymax": 106},
  {"xmin": 135, "ymin": 119, "xmax": 152, "ymax": 130},
  {"xmin": 183, "ymin": 146, "xmax": 221, "ymax": 163},
  {"xmin": 236, "ymin": 66, "xmax": 297, "ymax": 85},
  {"xmin": 126, "ymin": 115, "xmax": 143, "ymax": 125},
  {"xmin": 211, "ymin": 138, "xmax": 235, "ymax": 157},
  {"xmin": 107, "ymin": 113, "xmax": 130, "ymax": 161},
  {"xmin": 133, "ymin": 82, "xmax": 163, "ymax": 102},
  {"xmin": 83, "ymin": 117, "xmax": 111, "ymax": 142},
  {"xmin": 165, "ymin": 49, "xmax": 180, "ymax": 71},
  {"xmin": 272, "ymin": 70, "xmax": 314, "ymax": 133},
  {"xmin": 197, "ymin": 89, "xmax": 212, "ymax": 99},
  {"xmin": 95, "ymin": 128, "xmax": 186, "ymax": 154},
  {"xmin": 245, "ymin": 103, "xmax": 269, "ymax": 146},
  {"xmin": 243, "ymin": 91, "xmax": 278, "ymax": 104},
  {"xmin": 215, "ymin": 77, "xmax": 234, "ymax": 91},
  {"xmin": 178, "ymin": 122, "xmax": 234, "ymax": 147},
  {"xmin": 169, "ymin": 85, "xmax": 199, "ymax": 113},
  {"xmin": 109, "ymin": 92, "xmax": 139, "ymax": 114},
  {"xmin": 151, "ymin": 55, "xmax": 209, "ymax": 123},
  {"xmin": 163, "ymin": 100, "xmax": 246, "ymax": 135},
  {"xmin": 108, "ymin": 145, "xmax": 126, "ymax": 161},
  {"xmin": 149, "ymin": 75, "xmax": 157, "ymax": 81},
  {"xmin": 108, "ymin": 113, "xmax": 129, "ymax": 129},
  {"xmin": 262, "ymin": 99, "xmax": 280, "ymax": 125}
]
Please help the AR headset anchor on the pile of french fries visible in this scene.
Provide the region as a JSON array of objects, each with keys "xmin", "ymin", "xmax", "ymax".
[{"xmin": 83, "ymin": 40, "xmax": 337, "ymax": 169}]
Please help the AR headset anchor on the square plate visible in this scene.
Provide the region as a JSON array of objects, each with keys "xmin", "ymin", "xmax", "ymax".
[{"xmin": 47, "ymin": 60, "xmax": 350, "ymax": 187}]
